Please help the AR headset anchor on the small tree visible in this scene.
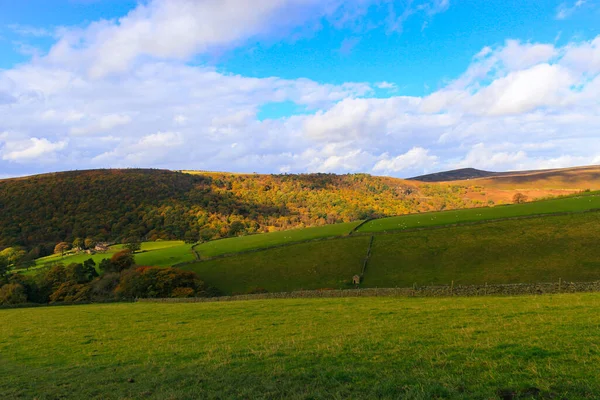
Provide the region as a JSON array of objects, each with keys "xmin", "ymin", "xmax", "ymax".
[
  {"xmin": 84, "ymin": 238, "xmax": 96, "ymax": 250},
  {"xmin": 124, "ymin": 238, "xmax": 141, "ymax": 253},
  {"xmin": 184, "ymin": 231, "xmax": 198, "ymax": 244},
  {"xmin": 512, "ymin": 192, "xmax": 528, "ymax": 204},
  {"xmin": 110, "ymin": 250, "xmax": 135, "ymax": 272},
  {"xmin": 0, "ymin": 283, "xmax": 27, "ymax": 305},
  {"xmin": 199, "ymin": 228, "xmax": 216, "ymax": 243},
  {"xmin": 228, "ymin": 221, "xmax": 245, "ymax": 237},
  {"xmin": 0, "ymin": 256, "xmax": 8, "ymax": 281},
  {"xmin": 54, "ymin": 242, "xmax": 71, "ymax": 257},
  {"xmin": 0, "ymin": 247, "xmax": 26, "ymax": 267},
  {"xmin": 72, "ymin": 238, "xmax": 84, "ymax": 250}
]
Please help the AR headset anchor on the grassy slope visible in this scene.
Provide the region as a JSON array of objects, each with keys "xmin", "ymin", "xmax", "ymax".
[
  {"xmin": 357, "ymin": 192, "xmax": 600, "ymax": 233},
  {"xmin": 133, "ymin": 243, "xmax": 196, "ymax": 267},
  {"xmin": 181, "ymin": 211, "xmax": 600, "ymax": 294},
  {"xmin": 364, "ymin": 212, "xmax": 600, "ymax": 287},
  {"xmin": 2, "ymin": 295, "xmax": 600, "ymax": 399},
  {"xmin": 32, "ymin": 241, "xmax": 194, "ymax": 270},
  {"xmin": 183, "ymin": 236, "xmax": 370, "ymax": 294},
  {"xmin": 194, "ymin": 221, "xmax": 362, "ymax": 258}
]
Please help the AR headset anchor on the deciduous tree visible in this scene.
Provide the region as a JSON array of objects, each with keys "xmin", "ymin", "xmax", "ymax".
[{"xmin": 54, "ymin": 242, "xmax": 71, "ymax": 257}]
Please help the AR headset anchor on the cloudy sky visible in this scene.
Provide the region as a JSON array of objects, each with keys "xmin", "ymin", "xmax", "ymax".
[{"xmin": 0, "ymin": 0, "xmax": 599, "ymax": 178}]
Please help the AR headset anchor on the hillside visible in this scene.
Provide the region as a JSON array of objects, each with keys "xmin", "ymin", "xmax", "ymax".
[
  {"xmin": 411, "ymin": 165, "xmax": 600, "ymax": 186},
  {"xmin": 2, "ymin": 166, "xmax": 600, "ymax": 258},
  {"xmin": 0, "ymin": 168, "xmax": 517, "ymax": 252},
  {"xmin": 409, "ymin": 168, "xmax": 500, "ymax": 182},
  {"xmin": 178, "ymin": 192, "xmax": 600, "ymax": 294}
]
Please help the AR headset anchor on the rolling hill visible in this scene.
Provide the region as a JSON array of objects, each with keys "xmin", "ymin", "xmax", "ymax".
[
  {"xmin": 409, "ymin": 167, "xmax": 500, "ymax": 182},
  {"xmin": 410, "ymin": 165, "xmax": 600, "ymax": 186},
  {"xmin": 173, "ymin": 192, "xmax": 600, "ymax": 294},
  {"xmin": 3, "ymin": 166, "xmax": 600, "ymax": 255}
]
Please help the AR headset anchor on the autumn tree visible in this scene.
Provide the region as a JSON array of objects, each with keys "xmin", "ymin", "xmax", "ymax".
[
  {"xmin": 512, "ymin": 192, "xmax": 528, "ymax": 204},
  {"xmin": 0, "ymin": 283, "xmax": 27, "ymax": 305},
  {"xmin": 54, "ymin": 242, "xmax": 71, "ymax": 257},
  {"xmin": 0, "ymin": 247, "xmax": 26, "ymax": 268},
  {"xmin": 100, "ymin": 250, "xmax": 135, "ymax": 273},
  {"xmin": 72, "ymin": 238, "xmax": 84, "ymax": 250},
  {"xmin": 84, "ymin": 238, "xmax": 96, "ymax": 249}
]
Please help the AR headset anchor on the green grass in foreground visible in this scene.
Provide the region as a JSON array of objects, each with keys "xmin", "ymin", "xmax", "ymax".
[
  {"xmin": 358, "ymin": 192, "xmax": 600, "ymax": 233},
  {"xmin": 184, "ymin": 235, "xmax": 369, "ymax": 294},
  {"xmin": 364, "ymin": 211, "xmax": 600, "ymax": 287},
  {"xmin": 2, "ymin": 295, "xmax": 600, "ymax": 399},
  {"xmin": 194, "ymin": 220, "xmax": 362, "ymax": 258}
]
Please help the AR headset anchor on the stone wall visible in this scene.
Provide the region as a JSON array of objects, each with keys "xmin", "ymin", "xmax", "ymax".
[{"xmin": 138, "ymin": 280, "xmax": 600, "ymax": 303}]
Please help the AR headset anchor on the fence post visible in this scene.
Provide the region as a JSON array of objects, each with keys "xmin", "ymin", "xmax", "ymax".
[
  {"xmin": 558, "ymin": 277, "xmax": 562, "ymax": 293},
  {"xmin": 450, "ymin": 280, "xmax": 454, "ymax": 296}
]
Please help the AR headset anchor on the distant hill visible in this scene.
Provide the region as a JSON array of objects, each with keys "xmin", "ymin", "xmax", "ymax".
[
  {"xmin": 409, "ymin": 165, "xmax": 600, "ymax": 185},
  {"xmin": 409, "ymin": 168, "xmax": 499, "ymax": 182}
]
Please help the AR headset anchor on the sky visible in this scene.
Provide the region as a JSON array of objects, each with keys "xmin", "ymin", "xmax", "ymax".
[{"xmin": 0, "ymin": 0, "xmax": 599, "ymax": 178}]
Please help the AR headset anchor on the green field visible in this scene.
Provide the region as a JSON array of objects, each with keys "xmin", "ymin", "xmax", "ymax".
[
  {"xmin": 358, "ymin": 192, "xmax": 600, "ymax": 233},
  {"xmin": 131, "ymin": 243, "xmax": 196, "ymax": 267},
  {"xmin": 31, "ymin": 241, "xmax": 195, "ymax": 271},
  {"xmin": 184, "ymin": 236, "xmax": 369, "ymax": 294},
  {"xmin": 364, "ymin": 212, "xmax": 600, "ymax": 287},
  {"xmin": 194, "ymin": 221, "xmax": 362, "ymax": 259},
  {"xmin": 183, "ymin": 212, "xmax": 600, "ymax": 294},
  {"xmin": 2, "ymin": 295, "xmax": 600, "ymax": 399}
]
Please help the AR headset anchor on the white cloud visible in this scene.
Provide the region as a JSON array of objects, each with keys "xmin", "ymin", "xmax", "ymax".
[
  {"xmin": 70, "ymin": 114, "xmax": 132, "ymax": 135},
  {"xmin": 375, "ymin": 81, "xmax": 398, "ymax": 91},
  {"xmin": 374, "ymin": 147, "xmax": 438, "ymax": 173},
  {"xmin": 8, "ymin": 24, "xmax": 54, "ymax": 38},
  {"xmin": 471, "ymin": 63, "xmax": 575, "ymax": 115},
  {"xmin": 138, "ymin": 131, "xmax": 183, "ymax": 148},
  {"xmin": 1, "ymin": 137, "xmax": 67, "ymax": 162},
  {"xmin": 556, "ymin": 0, "xmax": 587, "ymax": 19}
]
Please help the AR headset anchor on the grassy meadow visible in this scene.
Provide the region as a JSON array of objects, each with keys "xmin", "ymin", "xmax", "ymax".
[
  {"xmin": 364, "ymin": 211, "xmax": 600, "ymax": 287},
  {"xmin": 31, "ymin": 241, "xmax": 195, "ymax": 271},
  {"xmin": 358, "ymin": 192, "xmax": 600, "ymax": 233},
  {"xmin": 182, "ymin": 211, "xmax": 600, "ymax": 294},
  {"xmin": 184, "ymin": 236, "xmax": 370, "ymax": 294},
  {"xmin": 194, "ymin": 220, "xmax": 362, "ymax": 259},
  {"xmin": 2, "ymin": 294, "xmax": 600, "ymax": 399}
]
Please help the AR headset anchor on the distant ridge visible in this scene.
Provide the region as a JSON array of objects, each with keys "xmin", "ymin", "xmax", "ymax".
[
  {"xmin": 409, "ymin": 165, "xmax": 600, "ymax": 183},
  {"xmin": 409, "ymin": 168, "xmax": 499, "ymax": 182}
]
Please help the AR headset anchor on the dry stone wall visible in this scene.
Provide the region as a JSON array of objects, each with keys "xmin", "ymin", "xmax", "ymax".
[{"xmin": 139, "ymin": 281, "xmax": 600, "ymax": 303}]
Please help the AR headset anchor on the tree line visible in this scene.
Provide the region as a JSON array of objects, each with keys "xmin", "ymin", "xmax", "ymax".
[{"xmin": 0, "ymin": 250, "xmax": 219, "ymax": 306}]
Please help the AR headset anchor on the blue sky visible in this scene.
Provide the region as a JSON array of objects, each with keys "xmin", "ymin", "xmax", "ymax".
[{"xmin": 0, "ymin": 0, "xmax": 599, "ymax": 178}]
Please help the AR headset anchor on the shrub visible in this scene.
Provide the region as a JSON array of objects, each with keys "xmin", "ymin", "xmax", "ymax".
[
  {"xmin": 49, "ymin": 282, "xmax": 91, "ymax": 303},
  {"xmin": 89, "ymin": 273, "xmax": 120, "ymax": 301},
  {"xmin": 100, "ymin": 250, "xmax": 135, "ymax": 273},
  {"xmin": 116, "ymin": 266, "xmax": 205, "ymax": 299},
  {"xmin": 0, "ymin": 283, "xmax": 27, "ymax": 305},
  {"xmin": 65, "ymin": 261, "xmax": 98, "ymax": 284}
]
